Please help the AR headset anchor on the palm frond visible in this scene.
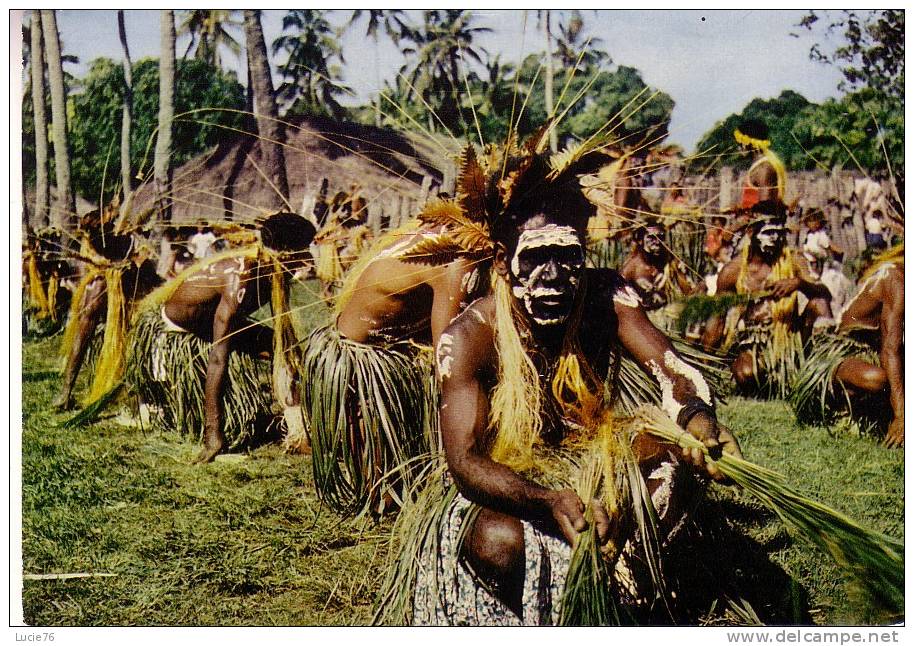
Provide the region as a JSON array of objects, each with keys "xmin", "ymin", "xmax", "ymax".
[
  {"xmin": 636, "ymin": 406, "xmax": 904, "ymax": 618},
  {"xmin": 399, "ymin": 235, "xmax": 465, "ymax": 266},
  {"xmin": 674, "ymin": 293, "xmax": 757, "ymax": 336}
]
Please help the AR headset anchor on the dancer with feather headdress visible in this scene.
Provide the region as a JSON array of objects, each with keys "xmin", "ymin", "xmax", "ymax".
[
  {"xmin": 54, "ymin": 218, "xmax": 162, "ymax": 415},
  {"xmin": 701, "ymin": 200, "xmax": 832, "ymax": 398},
  {"xmin": 373, "ymin": 130, "xmax": 743, "ymax": 625}
]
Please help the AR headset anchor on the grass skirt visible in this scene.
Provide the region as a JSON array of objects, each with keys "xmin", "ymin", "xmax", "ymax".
[
  {"xmin": 733, "ymin": 323, "xmax": 805, "ymax": 400},
  {"xmin": 789, "ymin": 330, "xmax": 886, "ymax": 429},
  {"xmin": 126, "ymin": 309, "xmax": 275, "ymax": 449},
  {"xmin": 300, "ymin": 325, "xmax": 437, "ymax": 515}
]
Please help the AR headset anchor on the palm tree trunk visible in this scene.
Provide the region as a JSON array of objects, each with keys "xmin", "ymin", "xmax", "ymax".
[
  {"xmin": 40, "ymin": 10, "xmax": 75, "ymax": 235},
  {"xmin": 30, "ymin": 10, "xmax": 49, "ymax": 230},
  {"xmin": 117, "ymin": 10, "xmax": 134, "ymax": 223},
  {"xmin": 155, "ymin": 10, "xmax": 176, "ymax": 223},
  {"xmin": 542, "ymin": 10, "xmax": 557, "ymax": 152},
  {"xmin": 243, "ymin": 9, "xmax": 290, "ymax": 210}
]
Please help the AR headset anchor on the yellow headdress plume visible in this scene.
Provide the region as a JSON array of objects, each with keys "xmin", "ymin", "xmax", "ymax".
[{"xmin": 734, "ymin": 128, "xmax": 770, "ymax": 150}]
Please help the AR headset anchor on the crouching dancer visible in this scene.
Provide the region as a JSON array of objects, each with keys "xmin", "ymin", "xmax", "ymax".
[
  {"xmin": 790, "ymin": 244, "xmax": 904, "ymax": 447},
  {"xmin": 374, "ymin": 142, "xmax": 741, "ymax": 625},
  {"xmin": 302, "ymin": 204, "xmax": 490, "ymax": 515},
  {"xmin": 128, "ymin": 213, "xmax": 315, "ymax": 463}
]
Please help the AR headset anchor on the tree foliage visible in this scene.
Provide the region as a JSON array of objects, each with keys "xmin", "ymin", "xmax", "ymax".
[
  {"xmin": 63, "ymin": 57, "xmax": 247, "ymax": 202},
  {"xmin": 793, "ymin": 88, "xmax": 904, "ymax": 181},
  {"xmin": 272, "ymin": 9, "xmax": 351, "ymax": 119},
  {"xmin": 177, "ymin": 9, "xmax": 242, "ymax": 70},
  {"xmin": 396, "ymin": 10, "xmax": 490, "ymax": 135},
  {"xmin": 797, "ymin": 10, "xmax": 904, "ymax": 100},
  {"xmin": 692, "ymin": 90, "xmax": 813, "ymax": 173}
]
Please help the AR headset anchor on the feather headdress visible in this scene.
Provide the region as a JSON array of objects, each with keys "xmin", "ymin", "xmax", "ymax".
[{"xmin": 402, "ymin": 125, "xmax": 617, "ymax": 265}]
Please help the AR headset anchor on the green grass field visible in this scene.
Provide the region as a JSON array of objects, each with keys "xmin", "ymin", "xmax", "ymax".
[{"xmin": 18, "ymin": 285, "xmax": 904, "ymax": 626}]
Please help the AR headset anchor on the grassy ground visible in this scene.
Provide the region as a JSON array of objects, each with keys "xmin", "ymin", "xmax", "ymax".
[{"xmin": 18, "ymin": 283, "xmax": 904, "ymax": 626}]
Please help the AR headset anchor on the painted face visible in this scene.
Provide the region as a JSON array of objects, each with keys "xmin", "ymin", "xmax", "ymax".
[
  {"xmin": 509, "ymin": 223, "xmax": 585, "ymax": 326},
  {"xmin": 755, "ymin": 222, "xmax": 786, "ymax": 254},
  {"xmin": 642, "ymin": 226, "xmax": 664, "ymax": 255}
]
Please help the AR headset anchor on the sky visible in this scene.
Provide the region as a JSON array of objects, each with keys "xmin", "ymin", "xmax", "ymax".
[{"xmin": 23, "ymin": 8, "xmax": 848, "ymax": 152}]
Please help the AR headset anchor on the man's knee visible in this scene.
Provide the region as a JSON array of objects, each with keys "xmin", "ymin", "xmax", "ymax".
[
  {"xmin": 836, "ymin": 359, "xmax": 887, "ymax": 394},
  {"xmin": 731, "ymin": 352, "xmax": 755, "ymax": 385},
  {"xmin": 464, "ymin": 509, "xmax": 525, "ymax": 581}
]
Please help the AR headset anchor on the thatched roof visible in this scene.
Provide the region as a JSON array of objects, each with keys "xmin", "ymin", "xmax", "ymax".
[{"xmin": 130, "ymin": 115, "xmax": 451, "ymax": 224}]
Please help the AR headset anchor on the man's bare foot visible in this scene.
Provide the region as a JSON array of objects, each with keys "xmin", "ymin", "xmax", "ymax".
[
  {"xmin": 193, "ymin": 443, "xmax": 223, "ymax": 464},
  {"xmin": 53, "ymin": 393, "xmax": 75, "ymax": 411},
  {"xmin": 883, "ymin": 418, "xmax": 904, "ymax": 449}
]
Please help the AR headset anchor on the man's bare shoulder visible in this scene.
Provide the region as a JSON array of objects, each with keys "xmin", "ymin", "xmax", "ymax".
[
  {"xmin": 437, "ymin": 295, "xmax": 495, "ymax": 375},
  {"xmin": 585, "ymin": 267, "xmax": 642, "ymax": 310},
  {"xmin": 716, "ymin": 257, "xmax": 742, "ymax": 292},
  {"xmin": 170, "ymin": 255, "xmax": 251, "ymax": 300}
]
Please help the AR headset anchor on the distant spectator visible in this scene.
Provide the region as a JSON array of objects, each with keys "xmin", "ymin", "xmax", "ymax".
[
  {"xmin": 187, "ymin": 226, "xmax": 218, "ymax": 259},
  {"xmin": 865, "ymin": 209, "xmax": 888, "ymax": 250}
]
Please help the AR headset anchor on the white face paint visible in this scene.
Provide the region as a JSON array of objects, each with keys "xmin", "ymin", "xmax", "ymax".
[
  {"xmin": 436, "ymin": 333, "xmax": 455, "ymax": 379},
  {"xmin": 755, "ymin": 223, "xmax": 786, "ymax": 253},
  {"xmin": 509, "ymin": 224, "xmax": 584, "ymax": 326},
  {"xmin": 642, "ymin": 227, "xmax": 664, "ymax": 255}
]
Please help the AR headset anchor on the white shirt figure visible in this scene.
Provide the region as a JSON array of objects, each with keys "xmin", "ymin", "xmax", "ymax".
[
  {"xmin": 865, "ymin": 213, "xmax": 884, "ymax": 236},
  {"xmin": 803, "ymin": 229, "xmax": 831, "ymax": 263},
  {"xmin": 188, "ymin": 230, "xmax": 217, "ymax": 259}
]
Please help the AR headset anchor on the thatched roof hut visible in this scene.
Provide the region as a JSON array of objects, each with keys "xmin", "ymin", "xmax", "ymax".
[{"xmin": 131, "ymin": 116, "xmax": 455, "ymax": 227}]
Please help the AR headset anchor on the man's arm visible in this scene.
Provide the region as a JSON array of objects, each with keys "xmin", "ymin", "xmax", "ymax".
[
  {"xmin": 701, "ymin": 259, "xmax": 739, "ymax": 350},
  {"xmin": 769, "ymin": 255, "xmax": 832, "ymax": 302},
  {"xmin": 614, "ymin": 287, "xmax": 742, "ymax": 478},
  {"xmin": 881, "ymin": 274, "xmax": 904, "ymax": 447},
  {"xmin": 429, "ymin": 259, "xmax": 477, "ymax": 349},
  {"xmin": 437, "ymin": 312, "xmax": 593, "ymax": 543}
]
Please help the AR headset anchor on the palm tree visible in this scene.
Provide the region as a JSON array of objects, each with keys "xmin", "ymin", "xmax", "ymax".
[
  {"xmin": 40, "ymin": 10, "xmax": 75, "ymax": 236},
  {"xmin": 29, "ymin": 10, "xmax": 49, "ymax": 229},
  {"xmin": 244, "ymin": 9, "xmax": 289, "ymax": 209},
  {"xmin": 398, "ymin": 10, "xmax": 490, "ymax": 134},
  {"xmin": 345, "ymin": 10, "xmax": 408, "ymax": 126},
  {"xmin": 117, "ymin": 10, "xmax": 134, "ymax": 220},
  {"xmin": 177, "ymin": 9, "xmax": 242, "ymax": 70},
  {"xmin": 536, "ymin": 10, "xmax": 557, "ymax": 152},
  {"xmin": 155, "ymin": 10, "xmax": 176, "ymax": 222},
  {"xmin": 271, "ymin": 10, "xmax": 350, "ymax": 119},
  {"xmin": 553, "ymin": 10, "xmax": 608, "ymax": 69}
]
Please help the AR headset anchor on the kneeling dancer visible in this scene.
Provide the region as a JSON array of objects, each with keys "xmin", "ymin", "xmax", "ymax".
[
  {"xmin": 129, "ymin": 213, "xmax": 315, "ymax": 463},
  {"xmin": 374, "ymin": 141, "xmax": 742, "ymax": 625},
  {"xmin": 302, "ymin": 184, "xmax": 492, "ymax": 515},
  {"xmin": 790, "ymin": 244, "xmax": 903, "ymax": 446},
  {"xmin": 702, "ymin": 201, "xmax": 831, "ymax": 398}
]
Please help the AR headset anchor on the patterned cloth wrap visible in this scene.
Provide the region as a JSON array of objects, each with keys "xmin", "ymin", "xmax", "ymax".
[
  {"xmin": 126, "ymin": 308, "xmax": 274, "ymax": 449},
  {"xmin": 411, "ymin": 441, "xmax": 692, "ymax": 626},
  {"xmin": 300, "ymin": 324, "xmax": 438, "ymax": 515}
]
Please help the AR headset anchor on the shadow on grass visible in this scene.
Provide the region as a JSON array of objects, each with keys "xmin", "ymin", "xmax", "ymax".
[
  {"xmin": 22, "ymin": 370, "xmax": 60, "ymax": 383},
  {"xmin": 642, "ymin": 493, "xmax": 812, "ymax": 626}
]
